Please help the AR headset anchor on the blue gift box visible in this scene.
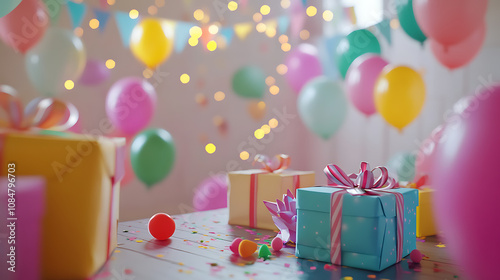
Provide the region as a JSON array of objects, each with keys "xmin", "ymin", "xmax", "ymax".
[{"xmin": 295, "ymin": 186, "xmax": 419, "ymax": 271}]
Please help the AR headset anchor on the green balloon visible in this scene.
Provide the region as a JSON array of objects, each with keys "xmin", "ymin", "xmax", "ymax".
[
  {"xmin": 130, "ymin": 128, "xmax": 176, "ymax": 188},
  {"xmin": 335, "ymin": 29, "xmax": 381, "ymax": 79},
  {"xmin": 232, "ymin": 66, "xmax": 266, "ymax": 99},
  {"xmin": 297, "ymin": 76, "xmax": 348, "ymax": 140},
  {"xmin": 0, "ymin": 0, "xmax": 21, "ymax": 18},
  {"xmin": 386, "ymin": 152, "xmax": 416, "ymax": 182},
  {"xmin": 396, "ymin": 0, "xmax": 426, "ymax": 43}
]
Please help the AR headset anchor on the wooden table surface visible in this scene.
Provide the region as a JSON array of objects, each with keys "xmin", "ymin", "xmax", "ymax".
[{"xmin": 92, "ymin": 209, "xmax": 463, "ymax": 280}]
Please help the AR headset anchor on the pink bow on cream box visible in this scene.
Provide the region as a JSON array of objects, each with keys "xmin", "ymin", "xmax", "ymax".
[{"xmin": 228, "ymin": 154, "xmax": 315, "ymax": 230}]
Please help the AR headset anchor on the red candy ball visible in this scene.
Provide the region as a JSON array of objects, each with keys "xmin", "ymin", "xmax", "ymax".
[
  {"xmin": 410, "ymin": 249, "xmax": 422, "ymax": 264},
  {"xmin": 148, "ymin": 213, "xmax": 176, "ymax": 240}
]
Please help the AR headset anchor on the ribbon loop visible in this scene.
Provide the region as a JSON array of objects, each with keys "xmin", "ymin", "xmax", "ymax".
[
  {"xmin": 253, "ymin": 154, "xmax": 291, "ymax": 173},
  {"xmin": 0, "ymin": 88, "xmax": 78, "ymax": 131}
]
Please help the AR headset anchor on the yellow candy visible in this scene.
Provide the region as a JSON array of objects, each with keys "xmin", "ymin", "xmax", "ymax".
[{"xmin": 238, "ymin": 240, "xmax": 257, "ymax": 258}]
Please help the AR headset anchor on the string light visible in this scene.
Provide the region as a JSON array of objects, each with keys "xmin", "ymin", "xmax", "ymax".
[
  {"xmin": 281, "ymin": 43, "xmax": 291, "ymax": 52},
  {"xmin": 193, "ymin": 9, "xmax": 204, "ymax": 21},
  {"xmin": 89, "ymin": 19, "xmax": 99, "ymax": 29},
  {"xmin": 390, "ymin": 18, "xmax": 400, "ymax": 29},
  {"xmin": 306, "ymin": 6, "xmax": 317, "ymax": 17},
  {"xmin": 129, "ymin": 9, "xmax": 139, "ymax": 19},
  {"xmin": 279, "ymin": 34, "xmax": 288, "ymax": 44},
  {"xmin": 64, "ymin": 80, "xmax": 74, "ymax": 90},
  {"xmin": 281, "ymin": 0, "xmax": 290, "ymax": 9},
  {"xmin": 214, "ymin": 91, "xmax": 225, "ymax": 101},
  {"xmin": 155, "ymin": 0, "xmax": 165, "ymax": 7},
  {"xmin": 269, "ymin": 85, "xmax": 279, "ymax": 95},
  {"xmin": 208, "ymin": 24, "xmax": 219, "ymax": 35},
  {"xmin": 205, "ymin": 143, "xmax": 216, "ymax": 154},
  {"xmin": 148, "ymin": 5, "xmax": 158, "ymax": 15},
  {"xmin": 188, "ymin": 37, "xmax": 198, "ymax": 46},
  {"xmin": 228, "ymin": 1, "xmax": 238, "ymax": 11},
  {"xmin": 240, "ymin": 151, "xmax": 250, "ymax": 160},
  {"xmin": 323, "ymin": 10, "xmax": 334, "ymax": 21},
  {"xmin": 260, "ymin": 5, "xmax": 271, "ymax": 15},
  {"xmin": 276, "ymin": 64, "xmax": 288, "ymax": 75},
  {"xmin": 261, "ymin": 124, "xmax": 271, "ymax": 134},
  {"xmin": 207, "ymin": 40, "xmax": 217, "ymax": 51},
  {"xmin": 74, "ymin": 27, "xmax": 83, "ymax": 37},
  {"xmin": 258, "ymin": 101, "xmax": 266, "ymax": 110},
  {"xmin": 256, "ymin": 22, "xmax": 266, "ymax": 33},
  {"xmin": 265, "ymin": 27, "xmax": 276, "ymax": 38},
  {"xmin": 269, "ymin": 118, "xmax": 279, "ymax": 128},
  {"xmin": 105, "ymin": 59, "xmax": 115, "ymax": 69},
  {"xmin": 265, "ymin": 76, "xmax": 275, "ymax": 86},
  {"xmin": 254, "ymin": 129, "xmax": 265, "ymax": 139},
  {"xmin": 180, "ymin": 74, "xmax": 190, "ymax": 84},
  {"xmin": 300, "ymin": 29, "xmax": 310, "ymax": 40},
  {"xmin": 253, "ymin": 13, "xmax": 262, "ymax": 22},
  {"xmin": 143, "ymin": 69, "xmax": 153, "ymax": 79}
]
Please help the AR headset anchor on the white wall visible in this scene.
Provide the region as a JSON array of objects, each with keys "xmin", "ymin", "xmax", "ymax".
[{"xmin": 1, "ymin": 0, "xmax": 499, "ymax": 221}]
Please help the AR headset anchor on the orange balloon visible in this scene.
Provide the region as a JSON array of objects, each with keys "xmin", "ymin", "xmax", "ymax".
[{"xmin": 238, "ymin": 240, "xmax": 257, "ymax": 258}]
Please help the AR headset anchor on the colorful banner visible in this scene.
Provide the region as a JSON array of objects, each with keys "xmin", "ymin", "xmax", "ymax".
[
  {"xmin": 114, "ymin": 11, "xmax": 139, "ymax": 47},
  {"xmin": 174, "ymin": 22, "xmax": 194, "ymax": 53},
  {"xmin": 94, "ymin": 9, "xmax": 111, "ymax": 33},
  {"xmin": 66, "ymin": 1, "xmax": 87, "ymax": 29}
]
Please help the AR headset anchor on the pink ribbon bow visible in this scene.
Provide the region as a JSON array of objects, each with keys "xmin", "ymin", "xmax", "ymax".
[
  {"xmin": 0, "ymin": 86, "xmax": 78, "ymax": 131},
  {"xmin": 324, "ymin": 162, "xmax": 404, "ymax": 266},
  {"xmin": 253, "ymin": 154, "xmax": 291, "ymax": 173}
]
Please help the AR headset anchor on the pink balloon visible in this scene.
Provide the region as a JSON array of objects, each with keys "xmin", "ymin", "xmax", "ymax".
[
  {"xmin": 0, "ymin": 0, "xmax": 49, "ymax": 53},
  {"xmin": 413, "ymin": 0, "xmax": 487, "ymax": 46},
  {"xmin": 193, "ymin": 174, "xmax": 227, "ymax": 211},
  {"xmin": 285, "ymin": 44, "xmax": 323, "ymax": 93},
  {"xmin": 106, "ymin": 77, "xmax": 157, "ymax": 136},
  {"xmin": 79, "ymin": 59, "xmax": 111, "ymax": 86},
  {"xmin": 433, "ymin": 85, "xmax": 500, "ymax": 279},
  {"xmin": 415, "ymin": 124, "xmax": 444, "ymax": 184},
  {"xmin": 345, "ymin": 54, "xmax": 388, "ymax": 116},
  {"xmin": 430, "ymin": 22, "xmax": 486, "ymax": 69}
]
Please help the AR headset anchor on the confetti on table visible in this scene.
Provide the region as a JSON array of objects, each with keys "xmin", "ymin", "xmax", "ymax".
[
  {"xmin": 310, "ymin": 266, "xmax": 316, "ymax": 270},
  {"xmin": 156, "ymin": 254, "xmax": 164, "ymax": 258},
  {"xmin": 284, "ymin": 263, "xmax": 290, "ymax": 268},
  {"xmin": 135, "ymin": 240, "xmax": 143, "ymax": 243},
  {"xmin": 368, "ymin": 275, "xmax": 376, "ymax": 279},
  {"xmin": 436, "ymin": 244, "xmax": 446, "ymax": 248}
]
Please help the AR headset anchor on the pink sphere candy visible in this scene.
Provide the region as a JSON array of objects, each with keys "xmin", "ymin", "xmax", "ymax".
[
  {"xmin": 410, "ymin": 249, "xmax": 422, "ymax": 263},
  {"xmin": 230, "ymin": 238, "xmax": 243, "ymax": 254},
  {"xmin": 271, "ymin": 237, "xmax": 283, "ymax": 251}
]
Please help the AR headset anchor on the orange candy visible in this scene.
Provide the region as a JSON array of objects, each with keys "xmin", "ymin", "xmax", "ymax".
[{"xmin": 238, "ymin": 240, "xmax": 258, "ymax": 258}]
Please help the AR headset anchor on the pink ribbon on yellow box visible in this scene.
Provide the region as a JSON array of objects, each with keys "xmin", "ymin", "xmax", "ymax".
[
  {"xmin": 247, "ymin": 154, "xmax": 300, "ymax": 228},
  {"xmin": 324, "ymin": 162, "xmax": 404, "ymax": 265}
]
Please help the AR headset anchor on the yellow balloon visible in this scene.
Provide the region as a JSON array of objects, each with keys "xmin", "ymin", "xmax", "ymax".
[
  {"xmin": 130, "ymin": 18, "xmax": 174, "ymax": 69},
  {"xmin": 374, "ymin": 66, "xmax": 426, "ymax": 130}
]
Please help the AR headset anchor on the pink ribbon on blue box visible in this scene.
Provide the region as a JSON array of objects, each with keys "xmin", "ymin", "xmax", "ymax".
[{"xmin": 324, "ymin": 162, "xmax": 404, "ymax": 266}]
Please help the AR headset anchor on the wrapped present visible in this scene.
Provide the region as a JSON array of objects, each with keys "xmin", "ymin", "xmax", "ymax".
[
  {"xmin": 228, "ymin": 154, "xmax": 315, "ymax": 230},
  {"xmin": 0, "ymin": 176, "xmax": 46, "ymax": 280},
  {"xmin": 296, "ymin": 162, "xmax": 418, "ymax": 271},
  {"xmin": 263, "ymin": 189, "xmax": 297, "ymax": 243},
  {"xmin": 0, "ymin": 91, "xmax": 124, "ymax": 279},
  {"xmin": 402, "ymin": 175, "xmax": 437, "ymax": 237}
]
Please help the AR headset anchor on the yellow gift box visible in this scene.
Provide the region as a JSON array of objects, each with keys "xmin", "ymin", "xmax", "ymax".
[
  {"xmin": 0, "ymin": 132, "xmax": 124, "ymax": 279},
  {"xmin": 228, "ymin": 170, "xmax": 315, "ymax": 230},
  {"xmin": 416, "ymin": 187, "xmax": 437, "ymax": 237}
]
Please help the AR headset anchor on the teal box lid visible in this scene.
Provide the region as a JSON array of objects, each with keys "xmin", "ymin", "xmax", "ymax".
[{"xmin": 296, "ymin": 186, "xmax": 418, "ymax": 218}]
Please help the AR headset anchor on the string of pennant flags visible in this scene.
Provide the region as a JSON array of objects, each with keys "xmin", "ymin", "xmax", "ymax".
[{"xmin": 64, "ymin": 0, "xmax": 297, "ymax": 53}]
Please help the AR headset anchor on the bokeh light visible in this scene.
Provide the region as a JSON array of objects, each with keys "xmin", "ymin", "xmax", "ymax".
[
  {"xmin": 190, "ymin": 26, "xmax": 202, "ymax": 38},
  {"xmin": 281, "ymin": 43, "xmax": 291, "ymax": 52},
  {"xmin": 155, "ymin": 0, "xmax": 165, "ymax": 7},
  {"xmin": 265, "ymin": 76, "xmax": 275, "ymax": 86},
  {"xmin": 89, "ymin": 19, "xmax": 99, "ymax": 29},
  {"xmin": 208, "ymin": 24, "xmax": 219, "ymax": 35},
  {"xmin": 306, "ymin": 6, "xmax": 317, "ymax": 17},
  {"xmin": 254, "ymin": 129, "xmax": 265, "ymax": 139},
  {"xmin": 64, "ymin": 80, "xmax": 74, "ymax": 90},
  {"xmin": 256, "ymin": 22, "xmax": 266, "ymax": 33},
  {"xmin": 207, "ymin": 40, "xmax": 217, "ymax": 51},
  {"xmin": 214, "ymin": 91, "xmax": 225, "ymax": 101},
  {"xmin": 261, "ymin": 124, "xmax": 271, "ymax": 134},
  {"xmin": 129, "ymin": 9, "xmax": 139, "ymax": 19},
  {"xmin": 193, "ymin": 9, "xmax": 204, "ymax": 21},
  {"xmin": 323, "ymin": 10, "xmax": 334, "ymax": 21},
  {"xmin": 240, "ymin": 151, "xmax": 250, "ymax": 160},
  {"xmin": 148, "ymin": 5, "xmax": 158, "ymax": 15},
  {"xmin": 107, "ymin": 0, "xmax": 115, "ymax": 5},
  {"xmin": 180, "ymin": 73, "xmax": 190, "ymax": 84},
  {"xmin": 269, "ymin": 118, "xmax": 278, "ymax": 128},
  {"xmin": 260, "ymin": 5, "xmax": 271, "ymax": 15},
  {"xmin": 74, "ymin": 27, "xmax": 83, "ymax": 37},
  {"xmin": 269, "ymin": 85, "xmax": 279, "ymax": 95},
  {"xmin": 205, "ymin": 143, "xmax": 216, "ymax": 154},
  {"xmin": 276, "ymin": 64, "xmax": 288, "ymax": 75},
  {"xmin": 105, "ymin": 59, "xmax": 115, "ymax": 69},
  {"xmin": 279, "ymin": 34, "xmax": 288, "ymax": 44},
  {"xmin": 143, "ymin": 69, "xmax": 153, "ymax": 79},
  {"xmin": 253, "ymin": 13, "xmax": 262, "ymax": 22},
  {"xmin": 300, "ymin": 29, "xmax": 310, "ymax": 40},
  {"xmin": 390, "ymin": 18, "xmax": 400, "ymax": 29},
  {"xmin": 228, "ymin": 1, "xmax": 238, "ymax": 11},
  {"xmin": 188, "ymin": 37, "xmax": 199, "ymax": 46},
  {"xmin": 281, "ymin": 0, "xmax": 290, "ymax": 9}
]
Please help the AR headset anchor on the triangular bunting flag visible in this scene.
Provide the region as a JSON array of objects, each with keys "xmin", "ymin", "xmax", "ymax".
[
  {"xmin": 174, "ymin": 21, "xmax": 193, "ymax": 53},
  {"xmin": 99, "ymin": 0, "xmax": 108, "ymax": 9},
  {"xmin": 67, "ymin": 0, "xmax": 87, "ymax": 29},
  {"xmin": 94, "ymin": 9, "xmax": 110, "ymax": 32},
  {"xmin": 301, "ymin": 0, "xmax": 307, "ymax": 7},
  {"xmin": 278, "ymin": 15, "xmax": 290, "ymax": 34},
  {"xmin": 375, "ymin": 19, "xmax": 392, "ymax": 45},
  {"xmin": 44, "ymin": 0, "xmax": 67, "ymax": 25},
  {"xmin": 343, "ymin": 6, "xmax": 357, "ymax": 25},
  {"xmin": 114, "ymin": 11, "xmax": 139, "ymax": 47},
  {"xmin": 234, "ymin": 22, "xmax": 253, "ymax": 40},
  {"xmin": 220, "ymin": 27, "xmax": 234, "ymax": 45}
]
